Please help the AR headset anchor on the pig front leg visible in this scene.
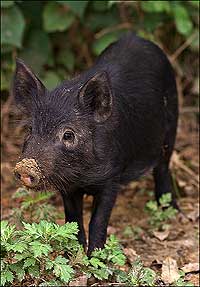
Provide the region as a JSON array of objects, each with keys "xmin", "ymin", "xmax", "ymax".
[
  {"xmin": 87, "ymin": 182, "xmax": 119, "ymax": 256},
  {"xmin": 61, "ymin": 189, "xmax": 86, "ymax": 249}
]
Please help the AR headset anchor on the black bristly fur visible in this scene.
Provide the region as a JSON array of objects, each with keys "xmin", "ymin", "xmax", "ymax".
[{"xmin": 13, "ymin": 33, "xmax": 178, "ymax": 255}]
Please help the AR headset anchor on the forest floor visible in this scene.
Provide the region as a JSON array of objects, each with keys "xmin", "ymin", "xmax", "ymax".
[{"xmin": 1, "ymin": 109, "xmax": 199, "ymax": 286}]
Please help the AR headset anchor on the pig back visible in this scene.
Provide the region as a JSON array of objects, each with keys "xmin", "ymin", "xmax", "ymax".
[{"xmin": 95, "ymin": 33, "xmax": 178, "ymax": 177}]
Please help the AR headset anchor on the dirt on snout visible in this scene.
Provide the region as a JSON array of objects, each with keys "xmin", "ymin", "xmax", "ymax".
[{"xmin": 14, "ymin": 158, "xmax": 43, "ymax": 187}]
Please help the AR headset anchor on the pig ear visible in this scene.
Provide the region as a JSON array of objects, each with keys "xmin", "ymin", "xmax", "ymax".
[
  {"xmin": 78, "ymin": 72, "xmax": 112, "ymax": 122},
  {"xmin": 13, "ymin": 58, "xmax": 45, "ymax": 113}
]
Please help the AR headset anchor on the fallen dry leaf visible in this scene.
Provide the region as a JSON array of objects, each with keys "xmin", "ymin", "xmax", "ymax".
[
  {"xmin": 187, "ymin": 209, "xmax": 199, "ymax": 222},
  {"xmin": 123, "ymin": 248, "xmax": 138, "ymax": 263},
  {"xmin": 161, "ymin": 257, "xmax": 180, "ymax": 284},
  {"xmin": 181, "ymin": 262, "xmax": 199, "ymax": 273},
  {"xmin": 177, "ymin": 179, "xmax": 187, "ymax": 188},
  {"xmin": 153, "ymin": 230, "xmax": 170, "ymax": 241}
]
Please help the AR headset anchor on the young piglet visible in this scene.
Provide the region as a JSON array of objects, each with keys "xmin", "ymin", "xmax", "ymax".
[{"xmin": 13, "ymin": 33, "xmax": 178, "ymax": 255}]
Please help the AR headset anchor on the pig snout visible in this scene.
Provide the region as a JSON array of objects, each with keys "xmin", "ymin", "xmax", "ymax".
[{"xmin": 14, "ymin": 158, "xmax": 42, "ymax": 188}]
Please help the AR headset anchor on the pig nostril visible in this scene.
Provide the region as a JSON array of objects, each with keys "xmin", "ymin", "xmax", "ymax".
[
  {"xmin": 15, "ymin": 172, "xmax": 21, "ymax": 180},
  {"xmin": 29, "ymin": 175, "xmax": 35, "ymax": 183}
]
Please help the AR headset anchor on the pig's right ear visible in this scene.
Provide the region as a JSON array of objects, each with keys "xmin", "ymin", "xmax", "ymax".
[
  {"xmin": 78, "ymin": 72, "xmax": 113, "ymax": 123},
  {"xmin": 13, "ymin": 58, "xmax": 45, "ymax": 113}
]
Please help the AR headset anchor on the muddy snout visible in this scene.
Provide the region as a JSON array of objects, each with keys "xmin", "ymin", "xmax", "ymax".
[{"xmin": 14, "ymin": 158, "xmax": 42, "ymax": 188}]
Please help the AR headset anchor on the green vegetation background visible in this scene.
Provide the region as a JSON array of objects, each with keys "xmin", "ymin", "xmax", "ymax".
[{"xmin": 1, "ymin": 0, "xmax": 199, "ymax": 104}]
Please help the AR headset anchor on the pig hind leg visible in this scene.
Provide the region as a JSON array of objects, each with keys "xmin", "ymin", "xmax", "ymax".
[{"xmin": 153, "ymin": 118, "xmax": 178, "ymax": 208}]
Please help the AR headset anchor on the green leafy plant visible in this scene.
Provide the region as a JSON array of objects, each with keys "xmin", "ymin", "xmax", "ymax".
[
  {"xmin": 145, "ymin": 193, "xmax": 178, "ymax": 230},
  {"xmin": 116, "ymin": 257, "xmax": 156, "ymax": 286},
  {"xmin": 11, "ymin": 188, "xmax": 64, "ymax": 226},
  {"xmin": 172, "ymin": 270, "xmax": 194, "ymax": 287},
  {"xmin": 0, "ymin": 220, "xmax": 127, "ymax": 286},
  {"xmin": 1, "ymin": 189, "xmax": 194, "ymax": 286},
  {"xmin": 86, "ymin": 234, "xmax": 126, "ymax": 280},
  {"xmin": 0, "ymin": 219, "xmax": 162, "ymax": 287},
  {"xmin": 123, "ymin": 225, "xmax": 144, "ymax": 240},
  {"xmin": 1, "ymin": 220, "xmax": 80, "ymax": 286}
]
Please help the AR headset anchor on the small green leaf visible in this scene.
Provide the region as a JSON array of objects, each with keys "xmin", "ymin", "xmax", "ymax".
[
  {"xmin": 1, "ymin": 221, "xmax": 16, "ymax": 242},
  {"xmin": 141, "ymin": 1, "xmax": 171, "ymax": 13},
  {"xmin": 55, "ymin": 222, "xmax": 79, "ymax": 239},
  {"xmin": 141, "ymin": 267, "xmax": 156, "ymax": 286},
  {"xmin": 172, "ymin": 4, "xmax": 193, "ymax": 36},
  {"xmin": 53, "ymin": 256, "xmax": 74, "ymax": 283},
  {"xmin": 24, "ymin": 258, "xmax": 36, "ymax": 268},
  {"xmin": 43, "ymin": 2, "xmax": 75, "ymax": 32},
  {"xmin": 115, "ymin": 269, "xmax": 128, "ymax": 283},
  {"xmin": 9, "ymin": 241, "xmax": 27, "ymax": 253},
  {"xmin": 0, "ymin": 276, "xmax": 6, "ymax": 286},
  {"xmin": 159, "ymin": 193, "xmax": 172, "ymax": 206},
  {"xmin": 1, "ymin": 5, "xmax": 25, "ymax": 47},
  {"xmin": 111, "ymin": 253, "xmax": 126, "ymax": 266},
  {"xmin": 1, "ymin": 270, "xmax": 14, "ymax": 285},
  {"xmin": 90, "ymin": 257, "xmax": 106, "ymax": 268},
  {"xmin": 89, "ymin": 266, "xmax": 111, "ymax": 280},
  {"xmin": 0, "ymin": 221, "xmax": 9, "ymax": 233},
  {"xmin": 45, "ymin": 258, "xmax": 54, "ymax": 270},
  {"xmin": 22, "ymin": 222, "xmax": 39, "ymax": 237},
  {"xmin": 30, "ymin": 241, "xmax": 52, "ymax": 257},
  {"xmin": 28, "ymin": 264, "xmax": 40, "ymax": 278},
  {"xmin": 14, "ymin": 252, "xmax": 29, "ymax": 261},
  {"xmin": 10, "ymin": 262, "xmax": 25, "ymax": 281},
  {"xmin": 145, "ymin": 200, "xmax": 158, "ymax": 212}
]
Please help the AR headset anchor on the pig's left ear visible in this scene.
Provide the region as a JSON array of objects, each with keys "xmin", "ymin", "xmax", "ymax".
[
  {"xmin": 12, "ymin": 58, "xmax": 45, "ymax": 114},
  {"xmin": 78, "ymin": 72, "xmax": 112, "ymax": 122}
]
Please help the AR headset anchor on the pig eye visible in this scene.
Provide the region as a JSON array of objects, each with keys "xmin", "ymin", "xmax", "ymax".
[{"xmin": 63, "ymin": 131, "xmax": 75, "ymax": 143}]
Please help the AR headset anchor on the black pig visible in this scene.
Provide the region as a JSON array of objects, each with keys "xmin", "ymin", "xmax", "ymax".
[{"xmin": 13, "ymin": 33, "xmax": 178, "ymax": 255}]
